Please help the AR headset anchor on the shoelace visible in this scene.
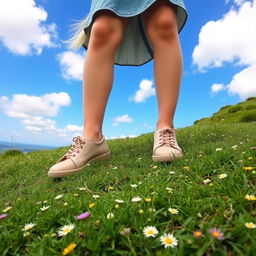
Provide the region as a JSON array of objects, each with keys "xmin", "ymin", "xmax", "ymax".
[
  {"xmin": 158, "ymin": 128, "xmax": 176, "ymax": 147},
  {"xmin": 66, "ymin": 136, "xmax": 86, "ymax": 158}
]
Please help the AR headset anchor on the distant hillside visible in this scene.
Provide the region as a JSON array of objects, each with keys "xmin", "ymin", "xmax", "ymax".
[
  {"xmin": 194, "ymin": 96, "xmax": 256, "ymax": 125},
  {"xmin": 0, "ymin": 141, "xmax": 57, "ymax": 154}
]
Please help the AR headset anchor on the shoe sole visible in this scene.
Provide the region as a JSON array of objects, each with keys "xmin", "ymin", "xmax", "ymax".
[
  {"xmin": 152, "ymin": 152, "xmax": 183, "ymax": 162},
  {"xmin": 48, "ymin": 151, "xmax": 111, "ymax": 178}
]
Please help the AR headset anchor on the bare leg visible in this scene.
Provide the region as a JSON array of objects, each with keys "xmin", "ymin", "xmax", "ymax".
[
  {"xmin": 142, "ymin": 0, "xmax": 183, "ymax": 129},
  {"xmin": 83, "ymin": 11, "xmax": 129, "ymax": 141}
]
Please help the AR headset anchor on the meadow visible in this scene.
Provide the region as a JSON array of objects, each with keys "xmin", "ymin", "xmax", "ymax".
[{"xmin": 0, "ymin": 123, "xmax": 255, "ymax": 255}]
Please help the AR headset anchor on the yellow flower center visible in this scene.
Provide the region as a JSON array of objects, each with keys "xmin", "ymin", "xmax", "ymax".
[
  {"xmin": 63, "ymin": 228, "xmax": 70, "ymax": 233},
  {"xmin": 147, "ymin": 230, "xmax": 154, "ymax": 235},
  {"xmin": 165, "ymin": 237, "xmax": 173, "ymax": 244},
  {"xmin": 212, "ymin": 231, "xmax": 220, "ymax": 238},
  {"xmin": 89, "ymin": 203, "xmax": 95, "ymax": 208},
  {"xmin": 194, "ymin": 231, "xmax": 202, "ymax": 237}
]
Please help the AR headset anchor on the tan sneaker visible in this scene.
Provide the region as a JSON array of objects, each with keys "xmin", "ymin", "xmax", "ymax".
[
  {"xmin": 48, "ymin": 135, "xmax": 111, "ymax": 178},
  {"xmin": 152, "ymin": 126, "xmax": 183, "ymax": 162}
]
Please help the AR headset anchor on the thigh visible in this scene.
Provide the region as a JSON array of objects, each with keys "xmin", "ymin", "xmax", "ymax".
[{"xmin": 141, "ymin": 0, "xmax": 177, "ymax": 32}]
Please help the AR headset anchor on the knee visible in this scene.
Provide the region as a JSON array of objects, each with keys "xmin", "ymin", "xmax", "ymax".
[
  {"xmin": 89, "ymin": 19, "xmax": 124, "ymax": 49},
  {"xmin": 147, "ymin": 15, "xmax": 178, "ymax": 43}
]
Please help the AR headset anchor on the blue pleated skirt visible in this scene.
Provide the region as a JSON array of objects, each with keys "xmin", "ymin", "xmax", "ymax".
[{"xmin": 82, "ymin": 0, "xmax": 188, "ymax": 66}]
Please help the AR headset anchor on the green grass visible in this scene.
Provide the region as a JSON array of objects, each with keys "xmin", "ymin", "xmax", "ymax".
[
  {"xmin": 194, "ymin": 97, "xmax": 256, "ymax": 125},
  {"xmin": 0, "ymin": 123, "xmax": 256, "ymax": 255}
]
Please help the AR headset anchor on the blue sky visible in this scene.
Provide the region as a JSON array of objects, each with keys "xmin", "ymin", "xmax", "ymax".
[{"xmin": 0, "ymin": 0, "xmax": 255, "ymax": 147}]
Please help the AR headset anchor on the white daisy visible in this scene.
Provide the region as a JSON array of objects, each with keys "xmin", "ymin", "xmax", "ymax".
[
  {"xmin": 143, "ymin": 226, "xmax": 159, "ymax": 237},
  {"xmin": 92, "ymin": 194, "xmax": 100, "ymax": 199},
  {"xmin": 215, "ymin": 148, "xmax": 222, "ymax": 152},
  {"xmin": 130, "ymin": 184, "xmax": 138, "ymax": 188},
  {"xmin": 21, "ymin": 222, "xmax": 36, "ymax": 231},
  {"xmin": 78, "ymin": 187, "xmax": 86, "ymax": 191},
  {"xmin": 166, "ymin": 187, "xmax": 173, "ymax": 193},
  {"xmin": 57, "ymin": 224, "xmax": 74, "ymax": 236},
  {"xmin": 107, "ymin": 213, "xmax": 114, "ymax": 219},
  {"xmin": 40, "ymin": 205, "xmax": 50, "ymax": 211},
  {"xmin": 218, "ymin": 173, "xmax": 227, "ymax": 179},
  {"xmin": 131, "ymin": 197, "xmax": 142, "ymax": 203},
  {"xmin": 115, "ymin": 199, "xmax": 124, "ymax": 204},
  {"xmin": 3, "ymin": 206, "xmax": 12, "ymax": 212},
  {"xmin": 159, "ymin": 233, "xmax": 178, "ymax": 248},
  {"xmin": 54, "ymin": 194, "xmax": 63, "ymax": 200},
  {"xmin": 168, "ymin": 208, "xmax": 179, "ymax": 214},
  {"xmin": 203, "ymin": 178, "xmax": 211, "ymax": 184},
  {"xmin": 245, "ymin": 222, "xmax": 256, "ymax": 229}
]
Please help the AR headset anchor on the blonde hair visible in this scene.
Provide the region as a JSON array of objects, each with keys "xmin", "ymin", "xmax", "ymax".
[{"xmin": 62, "ymin": 15, "xmax": 90, "ymax": 50}]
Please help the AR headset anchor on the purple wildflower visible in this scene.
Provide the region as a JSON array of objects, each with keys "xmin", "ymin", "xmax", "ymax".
[
  {"xmin": 0, "ymin": 214, "xmax": 7, "ymax": 219},
  {"xmin": 209, "ymin": 228, "xmax": 224, "ymax": 240},
  {"xmin": 251, "ymin": 146, "xmax": 256, "ymax": 150},
  {"xmin": 76, "ymin": 212, "xmax": 90, "ymax": 220}
]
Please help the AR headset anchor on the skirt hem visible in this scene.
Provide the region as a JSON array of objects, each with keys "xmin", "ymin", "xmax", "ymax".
[{"xmin": 81, "ymin": 0, "xmax": 188, "ymax": 66}]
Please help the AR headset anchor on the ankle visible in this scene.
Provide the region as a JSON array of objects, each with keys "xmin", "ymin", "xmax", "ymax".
[
  {"xmin": 83, "ymin": 130, "xmax": 103, "ymax": 142},
  {"xmin": 156, "ymin": 122, "xmax": 174, "ymax": 130}
]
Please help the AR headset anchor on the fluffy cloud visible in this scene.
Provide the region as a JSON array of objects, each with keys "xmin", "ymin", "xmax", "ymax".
[
  {"xmin": 112, "ymin": 114, "xmax": 133, "ymax": 126},
  {"xmin": 0, "ymin": 0, "xmax": 58, "ymax": 55},
  {"xmin": 225, "ymin": 0, "xmax": 247, "ymax": 6},
  {"xmin": 57, "ymin": 51, "xmax": 84, "ymax": 81},
  {"xmin": 129, "ymin": 79, "xmax": 155, "ymax": 103},
  {"xmin": 210, "ymin": 83, "xmax": 225, "ymax": 94},
  {"xmin": 0, "ymin": 92, "xmax": 84, "ymax": 136},
  {"xmin": 226, "ymin": 64, "xmax": 256, "ymax": 99},
  {"xmin": 0, "ymin": 92, "xmax": 71, "ymax": 117},
  {"xmin": 192, "ymin": 0, "xmax": 256, "ymax": 100}
]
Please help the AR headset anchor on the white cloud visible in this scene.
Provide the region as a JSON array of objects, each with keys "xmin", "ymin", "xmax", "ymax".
[
  {"xmin": 0, "ymin": 0, "xmax": 58, "ymax": 55},
  {"xmin": 210, "ymin": 83, "xmax": 225, "ymax": 94},
  {"xmin": 226, "ymin": 64, "xmax": 256, "ymax": 100},
  {"xmin": 129, "ymin": 79, "xmax": 155, "ymax": 103},
  {"xmin": 192, "ymin": 1, "xmax": 256, "ymax": 70},
  {"xmin": 114, "ymin": 114, "xmax": 133, "ymax": 123},
  {"xmin": 112, "ymin": 114, "xmax": 133, "ymax": 126},
  {"xmin": 0, "ymin": 92, "xmax": 84, "ymax": 137},
  {"xmin": 225, "ymin": 0, "xmax": 247, "ymax": 5},
  {"xmin": 57, "ymin": 51, "xmax": 84, "ymax": 81},
  {"xmin": 21, "ymin": 116, "xmax": 57, "ymax": 128},
  {"xmin": 0, "ymin": 92, "xmax": 71, "ymax": 117},
  {"xmin": 63, "ymin": 124, "xmax": 83, "ymax": 133},
  {"xmin": 25, "ymin": 125, "xmax": 43, "ymax": 133},
  {"xmin": 193, "ymin": 0, "xmax": 256, "ymax": 100}
]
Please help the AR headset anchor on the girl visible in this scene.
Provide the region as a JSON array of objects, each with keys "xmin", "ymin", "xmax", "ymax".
[{"xmin": 48, "ymin": 0, "xmax": 188, "ymax": 178}]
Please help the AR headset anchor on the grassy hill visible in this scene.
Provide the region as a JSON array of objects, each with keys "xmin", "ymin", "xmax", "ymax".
[
  {"xmin": 194, "ymin": 97, "xmax": 256, "ymax": 125},
  {"xmin": 0, "ymin": 123, "xmax": 256, "ymax": 255}
]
